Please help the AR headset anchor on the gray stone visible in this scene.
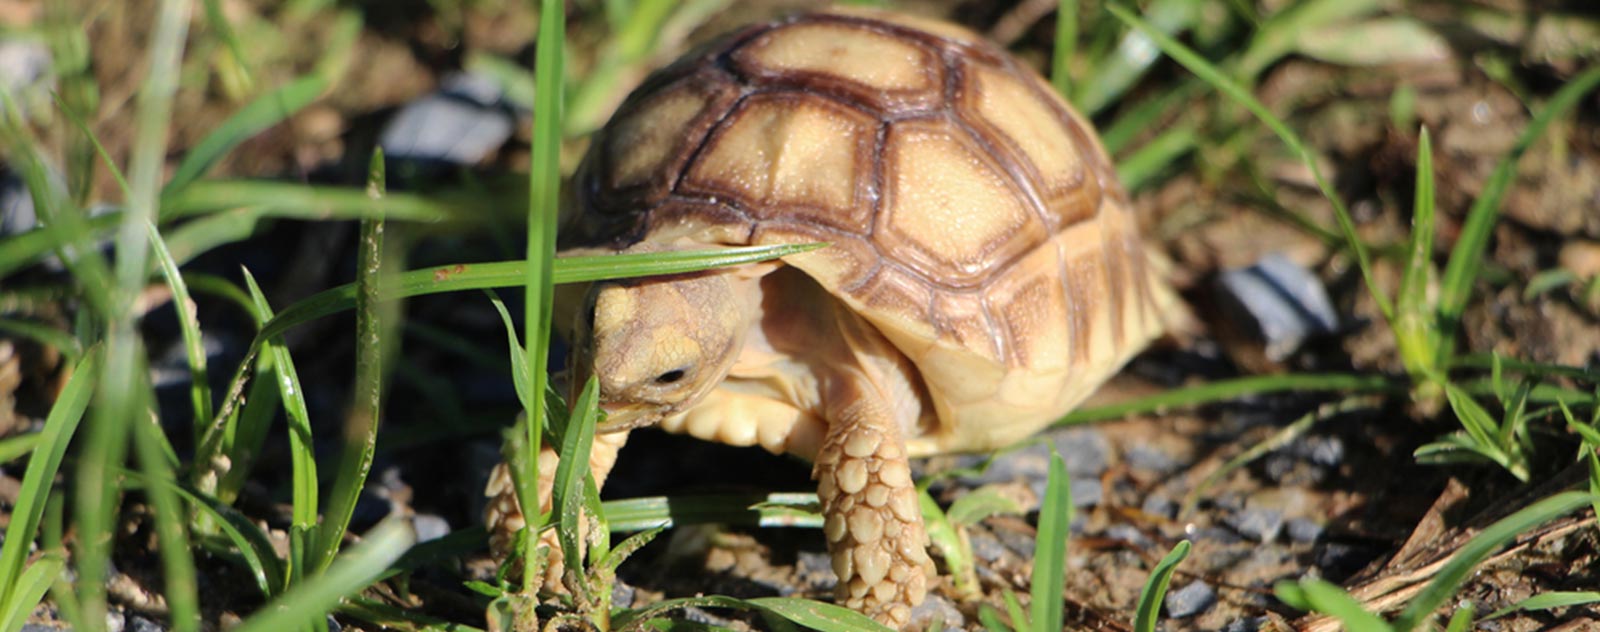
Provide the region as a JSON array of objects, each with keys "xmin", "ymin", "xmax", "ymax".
[
  {"xmin": 1103, "ymin": 523, "xmax": 1150, "ymax": 548},
  {"xmin": 795, "ymin": 550, "xmax": 837, "ymax": 591},
  {"xmin": 1220, "ymin": 616, "xmax": 1266, "ymax": 632},
  {"xmin": 1141, "ymin": 493, "xmax": 1178, "ymax": 519},
  {"xmin": 611, "ymin": 580, "xmax": 637, "ymax": 608},
  {"xmin": 967, "ymin": 529, "xmax": 1007, "ymax": 563},
  {"xmin": 412, "ymin": 513, "xmax": 452, "ymax": 542},
  {"xmin": 1069, "ymin": 478, "xmax": 1102, "ymax": 508},
  {"xmin": 1287, "ymin": 518, "xmax": 1323, "ymax": 543},
  {"xmin": 127, "ymin": 616, "xmax": 165, "ymax": 632},
  {"xmin": 1164, "ymin": 581, "xmax": 1217, "ymax": 618},
  {"xmin": 380, "ymin": 73, "xmax": 516, "ymax": 169},
  {"xmin": 1213, "ymin": 253, "xmax": 1340, "ymax": 361},
  {"xmin": 1125, "ymin": 444, "xmax": 1180, "ymax": 474},
  {"xmin": 1053, "ymin": 428, "xmax": 1111, "ymax": 478},
  {"xmin": 1227, "ymin": 508, "xmax": 1284, "ymax": 543},
  {"xmin": 907, "ymin": 593, "xmax": 965, "ymax": 630}
]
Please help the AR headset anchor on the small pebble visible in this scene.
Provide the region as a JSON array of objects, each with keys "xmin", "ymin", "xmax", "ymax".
[
  {"xmin": 1125, "ymin": 444, "xmax": 1180, "ymax": 474},
  {"xmin": 1053, "ymin": 428, "xmax": 1111, "ymax": 478},
  {"xmin": 1141, "ymin": 493, "xmax": 1178, "ymax": 519},
  {"xmin": 1102, "ymin": 524, "xmax": 1150, "ymax": 548},
  {"xmin": 795, "ymin": 551, "xmax": 838, "ymax": 591},
  {"xmin": 611, "ymin": 580, "xmax": 637, "ymax": 609},
  {"xmin": 1220, "ymin": 616, "xmax": 1267, "ymax": 632},
  {"xmin": 379, "ymin": 73, "xmax": 516, "ymax": 171},
  {"xmin": 1164, "ymin": 581, "xmax": 1217, "ymax": 618},
  {"xmin": 1227, "ymin": 508, "xmax": 1284, "ymax": 542},
  {"xmin": 907, "ymin": 593, "xmax": 965, "ymax": 630},
  {"xmin": 1213, "ymin": 253, "xmax": 1340, "ymax": 361},
  {"xmin": 1286, "ymin": 517, "xmax": 1324, "ymax": 543},
  {"xmin": 412, "ymin": 513, "xmax": 451, "ymax": 542},
  {"xmin": 1069, "ymin": 479, "xmax": 1102, "ymax": 508},
  {"xmin": 991, "ymin": 526, "xmax": 1037, "ymax": 558},
  {"xmin": 1186, "ymin": 525, "xmax": 1243, "ymax": 544},
  {"xmin": 966, "ymin": 529, "xmax": 1007, "ymax": 563},
  {"xmin": 127, "ymin": 616, "xmax": 165, "ymax": 632}
]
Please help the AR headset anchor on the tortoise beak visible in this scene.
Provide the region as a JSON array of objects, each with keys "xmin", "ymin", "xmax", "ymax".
[{"xmin": 595, "ymin": 401, "xmax": 663, "ymax": 432}]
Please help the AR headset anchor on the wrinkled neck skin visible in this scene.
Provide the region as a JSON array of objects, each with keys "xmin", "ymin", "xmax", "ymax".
[{"xmin": 574, "ymin": 258, "xmax": 766, "ymax": 433}]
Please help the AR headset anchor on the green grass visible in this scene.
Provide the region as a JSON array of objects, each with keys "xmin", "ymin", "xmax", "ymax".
[{"xmin": 1, "ymin": 1, "xmax": 1597, "ymax": 631}]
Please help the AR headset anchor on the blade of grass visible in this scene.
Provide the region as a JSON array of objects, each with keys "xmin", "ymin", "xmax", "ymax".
[
  {"xmin": 601, "ymin": 493, "xmax": 822, "ymax": 531},
  {"xmin": 0, "ymin": 347, "xmax": 99, "ymax": 602},
  {"xmin": 0, "ymin": 319, "xmax": 82, "ymax": 363},
  {"xmin": 79, "ymin": 1, "xmax": 193, "ymax": 628},
  {"xmin": 1030, "ymin": 450, "xmax": 1072, "ymax": 632},
  {"xmin": 1051, "ymin": 0, "xmax": 1077, "ymax": 99},
  {"xmin": 552, "ymin": 377, "xmax": 601, "ymax": 594},
  {"xmin": 148, "ymin": 221, "xmax": 214, "ymax": 436},
  {"xmin": 315, "ymin": 151, "xmax": 392, "ymax": 573},
  {"xmin": 0, "ymin": 553, "xmax": 65, "ymax": 632},
  {"xmin": 242, "ymin": 269, "xmax": 319, "ymax": 587},
  {"xmin": 1108, "ymin": 2, "xmax": 1393, "ymax": 322},
  {"xmin": 1392, "ymin": 491, "xmax": 1597, "ymax": 631},
  {"xmin": 257, "ymin": 245, "xmax": 823, "ymax": 352},
  {"xmin": 1272, "ymin": 579, "xmax": 1389, "ymax": 632},
  {"xmin": 1435, "ymin": 66, "xmax": 1600, "ymax": 361},
  {"xmin": 1485, "ymin": 591, "xmax": 1600, "ymax": 620},
  {"xmin": 1394, "ymin": 127, "xmax": 1439, "ymax": 382},
  {"xmin": 1077, "ymin": 0, "xmax": 1196, "ymax": 114},
  {"xmin": 518, "ymin": 0, "xmax": 565, "ymax": 594},
  {"xmin": 163, "ymin": 179, "xmax": 462, "ymax": 223},
  {"xmin": 162, "ymin": 75, "xmax": 327, "ymax": 195},
  {"xmin": 1132, "ymin": 540, "xmax": 1190, "ymax": 632},
  {"xmin": 131, "ymin": 406, "xmax": 201, "ymax": 632},
  {"xmin": 198, "ymin": 0, "xmax": 254, "ymax": 92},
  {"xmin": 228, "ymin": 519, "xmax": 415, "ymax": 632},
  {"xmin": 1055, "ymin": 372, "xmax": 1401, "ymax": 425}
]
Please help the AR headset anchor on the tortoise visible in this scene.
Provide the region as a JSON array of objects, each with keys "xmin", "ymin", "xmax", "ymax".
[{"xmin": 485, "ymin": 8, "xmax": 1175, "ymax": 628}]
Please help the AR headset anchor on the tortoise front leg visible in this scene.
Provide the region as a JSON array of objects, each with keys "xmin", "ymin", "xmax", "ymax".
[
  {"xmin": 815, "ymin": 391, "xmax": 932, "ymax": 629},
  {"xmin": 485, "ymin": 430, "xmax": 631, "ymax": 587}
]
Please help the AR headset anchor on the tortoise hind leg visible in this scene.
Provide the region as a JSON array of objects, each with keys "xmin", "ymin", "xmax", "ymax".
[
  {"xmin": 815, "ymin": 390, "xmax": 932, "ymax": 629},
  {"xmin": 484, "ymin": 430, "xmax": 631, "ymax": 588}
]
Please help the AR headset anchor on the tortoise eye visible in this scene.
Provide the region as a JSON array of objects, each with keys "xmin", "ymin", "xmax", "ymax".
[{"xmin": 655, "ymin": 369, "xmax": 687, "ymax": 385}]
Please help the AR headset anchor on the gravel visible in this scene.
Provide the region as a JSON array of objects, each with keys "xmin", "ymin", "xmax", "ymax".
[
  {"xmin": 1226, "ymin": 507, "xmax": 1285, "ymax": 543},
  {"xmin": 1164, "ymin": 580, "xmax": 1217, "ymax": 618}
]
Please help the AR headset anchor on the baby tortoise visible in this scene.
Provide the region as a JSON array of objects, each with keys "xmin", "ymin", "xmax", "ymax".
[{"xmin": 486, "ymin": 8, "xmax": 1177, "ymax": 628}]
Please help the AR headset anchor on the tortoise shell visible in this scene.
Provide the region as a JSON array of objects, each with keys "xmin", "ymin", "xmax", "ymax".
[{"xmin": 568, "ymin": 8, "xmax": 1169, "ymax": 453}]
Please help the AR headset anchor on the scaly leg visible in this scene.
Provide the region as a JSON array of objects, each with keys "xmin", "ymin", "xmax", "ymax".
[
  {"xmin": 814, "ymin": 389, "xmax": 932, "ymax": 629},
  {"xmin": 484, "ymin": 430, "xmax": 631, "ymax": 587}
]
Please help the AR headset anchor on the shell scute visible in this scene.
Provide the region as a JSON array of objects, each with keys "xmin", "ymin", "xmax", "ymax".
[
  {"xmin": 731, "ymin": 18, "xmax": 944, "ymax": 111},
  {"xmin": 956, "ymin": 59, "xmax": 1103, "ymax": 231},
  {"xmin": 683, "ymin": 93, "xmax": 878, "ymax": 233},
  {"xmin": 595, "ymin": 69, "xmax": 740, "ymax": 211},
  {"xmin": 875, "ymin": 118, "xmax": 1047, "ymax": 288}
]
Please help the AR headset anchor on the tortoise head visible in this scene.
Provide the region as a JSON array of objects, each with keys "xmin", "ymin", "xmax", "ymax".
[{"xmin": 574, "ymin": 272, "xmax": 749, "ymax": 432}]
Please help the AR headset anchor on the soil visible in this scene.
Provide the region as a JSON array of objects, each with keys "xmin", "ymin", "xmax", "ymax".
[{"xmin": 4, "ymin": 0, "xmax": 1599, "ymax": 630}]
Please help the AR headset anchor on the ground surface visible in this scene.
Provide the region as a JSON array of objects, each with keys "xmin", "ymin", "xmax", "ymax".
[{"xmin": 3, "ymin": 0, "xmax": 1599, "ymax": 630}]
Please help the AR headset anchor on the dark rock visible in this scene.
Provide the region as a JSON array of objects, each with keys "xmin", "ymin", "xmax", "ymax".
[
  {"xmin": 991, "ymin": 524, "xmax": 1037, "ymax": 558},
  {"xmin": 127, "ymin": 616, "xmax": 165, "ymax": 632},
  {"xmin": 1286, "ymin": 518, "xmax": 1323, "ymax": 543},
  {"xmin": 1315, "ymin": 542, "xmax": 1379, "ymax": 579},
  {"xmin": 1226, "ymin": 508, "xmax": 1284, "ymax": 543},
  {"xmin": 1164, "ymin": 580, "xmax": 1216, "ymax": 618}
]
